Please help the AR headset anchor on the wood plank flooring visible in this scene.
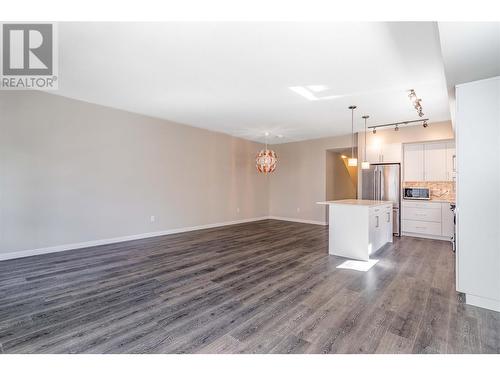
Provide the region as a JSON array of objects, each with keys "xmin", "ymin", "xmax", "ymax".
[{"xmin": 0, "ymin": 219, "xmax": 498, "ymax": 354}]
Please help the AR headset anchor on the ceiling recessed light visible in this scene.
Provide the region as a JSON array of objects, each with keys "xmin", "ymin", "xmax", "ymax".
[{"xmin": 277, "ymin": 134, "xmax": 284, "ymax": 138}]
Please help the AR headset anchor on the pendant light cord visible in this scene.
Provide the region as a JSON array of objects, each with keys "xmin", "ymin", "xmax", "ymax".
[
  {"xmin": 364, "ymin": 117, "xmax": 367, "ymax": 160},
  {"xmin": 351, "ymin": 107, "xmax": 354, "ymax": 159}
]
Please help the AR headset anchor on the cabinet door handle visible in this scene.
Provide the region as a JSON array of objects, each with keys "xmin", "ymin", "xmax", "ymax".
[
  {"xmin": 387, "ymin": 212, "xmax": 390, "ymax": 222},
  {"xmin": 376, "ymin": 216, "xmax": 379, "ymax": 228},
  {"xmin": 452, "ymin": 155, "xmax": 456, "ymax": 172}
]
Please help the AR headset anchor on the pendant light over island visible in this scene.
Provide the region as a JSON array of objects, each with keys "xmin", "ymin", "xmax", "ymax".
[
  {"xmin": 361, "ymin": 115, "xmax": 370, "ymax": 170},
  {"xmin": 347, "ymin": 105, "xmax": 358, "ymax": 167}
]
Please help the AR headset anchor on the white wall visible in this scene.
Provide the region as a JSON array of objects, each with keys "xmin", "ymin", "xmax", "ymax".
[
  {"xmin": 0, "ymin": 92, "xmax": 269, "ymax": 257},
  {"xmin": 456, "ymin": 76, "xmax": 500, "ymax": 312},
  {"xmin": 326, "ymin": 151, "xmax": 357, "ymax": 201},
  {"xmin": 268, "ymin": 135, "xmax": 355, "ymax": 224}
]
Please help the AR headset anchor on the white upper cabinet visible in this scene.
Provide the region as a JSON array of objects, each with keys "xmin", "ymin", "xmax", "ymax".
[
  {"xmin": 404, "ymin": 143, "xmax": 424, "ymax": 181},
  {"xmin": 403, "ymin": 141, "xmax": 455, "ymax": 182},
  {"xmin": 366, "ymin": 144, "xmax": 381, "ymax": 164},
  {"xmin": 380, "ymin": 143, "xmax": 402, "ymax": 163},
  {"xmin": 424, "ymin": 142, "xmax": 447, "ymax": 181},
  {"xmin": 366, "ymin": 143, "xmax": 401, "ymax": 163}
]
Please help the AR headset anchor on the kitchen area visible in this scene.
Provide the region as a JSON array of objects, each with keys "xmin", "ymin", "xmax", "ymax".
[
  {"xmin": 321, "ymin": 76, "xmax": 499, "ymax": 314},
  {"xmin": 359, "ymin": 120, "xmax": 456, "ymax": 245},
  {"xmin": 319, "ymin": 120, "xmax": 456, "ymax": 262}
]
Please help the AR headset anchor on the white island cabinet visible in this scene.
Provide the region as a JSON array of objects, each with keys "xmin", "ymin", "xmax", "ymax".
[{"xmin": 317, "ymin": 199, "xmax": 393, "ymax": 261}]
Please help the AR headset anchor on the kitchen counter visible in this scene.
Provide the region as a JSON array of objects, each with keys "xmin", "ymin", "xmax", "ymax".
[
  {"xmin": 317, "ymin": 199, "xmax": 393, "ymax": 207},
  {"xmin": 403, "ymin": 198, "xmax": 455, "ymax": 204},
  {"xmin": 317, "ymin": 199, "xmax": 393, "ymax": 261}
]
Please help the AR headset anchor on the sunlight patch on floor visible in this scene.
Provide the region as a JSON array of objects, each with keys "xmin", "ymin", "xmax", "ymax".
[{"xmin": 336, "ymin": 259, "xmax": 379, "ymax": 272}]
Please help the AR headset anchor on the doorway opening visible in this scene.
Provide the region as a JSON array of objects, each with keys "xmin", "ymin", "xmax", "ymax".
[{"xmin": 325, "ymin": 148, "xmax": 358, "ymax": 202}]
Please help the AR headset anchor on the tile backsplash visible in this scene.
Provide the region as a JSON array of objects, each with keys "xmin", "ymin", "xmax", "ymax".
[{"xmin": 403, "ymin": 181, "xmax": 456, "ymax": 202}]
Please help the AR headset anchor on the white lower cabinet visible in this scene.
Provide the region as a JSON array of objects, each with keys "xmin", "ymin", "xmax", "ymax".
[
  {"xmin": 404, "ymin": 206, "xmax": 441, "ymax": 222},
  {"xmin": 441, "ymin": 202, "xmax": 454, "ymax": 239},
  {"xmin": 402, "ymin": 201, "xmax": 454, "ymax": 240},
  {"xmin": 402, "ymin": 219, "xmax": 442, "ymax": 236},
  {"xmin": 369, "ymin": 204, "xmax": 392, "ymax": 254},
  {"xmin": 326, "ymin": 201, "xmax": 393, "ymax": 261}
]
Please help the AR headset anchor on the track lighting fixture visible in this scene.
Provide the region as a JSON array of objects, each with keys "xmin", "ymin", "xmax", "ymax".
[
  {"xmin": 368, "ymin": 118, "xmax": 429, "ymax": 133},
  {"xmin": 408, "ymin": 89, "xmax": 424, "ymax": 117}
]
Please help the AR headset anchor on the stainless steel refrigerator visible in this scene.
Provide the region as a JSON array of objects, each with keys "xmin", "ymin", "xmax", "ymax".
[{"xmin": 361, "ymin": 163, "xmax": 401, "ymax": 236}]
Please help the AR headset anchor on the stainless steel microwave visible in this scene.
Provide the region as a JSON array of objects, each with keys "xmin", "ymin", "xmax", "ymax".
[{"xmin": 403, "ymin": 187, "xmax": 430, "ymax": 200}]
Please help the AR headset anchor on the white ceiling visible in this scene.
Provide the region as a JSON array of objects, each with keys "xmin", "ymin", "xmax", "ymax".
[
  {"xmin": 55, "ymin": 22, "xmax": 451, "ymax": 144},
  {"xmin": 438, "ymin": 22, "xmax": 500, "ymax": 89},
  {"xmin": 438, "ymin": 22, "xmax": 500, "ymax": 126}
]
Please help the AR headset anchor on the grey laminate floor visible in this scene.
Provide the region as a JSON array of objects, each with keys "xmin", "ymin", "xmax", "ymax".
[{"xmin": 0, "ymin": 220, "xmax": 498, "ymax": 354}]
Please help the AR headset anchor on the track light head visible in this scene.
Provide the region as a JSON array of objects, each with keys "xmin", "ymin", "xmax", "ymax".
[
  {"xmin": 423, "ymin": 120, "xmax": 428, "ymax": 128},
  {"xmin": 372, "ymin": 128, "xmax": 377, "ymax": 134},
  {"xmin": 394, "ymin": 125, "xmax": 399, "ymax": 131}
]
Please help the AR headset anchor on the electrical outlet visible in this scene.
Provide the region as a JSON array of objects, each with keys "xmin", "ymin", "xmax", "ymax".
[
  {"xmin": 150, "ymin": 215, "xmax": 156, "ymax": 223},
  {"xmin": 236, "ymin": 207, "xmax": 240, "ymax": 213},
  {"xmin": 296, "ymin": 207, "xmax": 301, "ymax": 213}
]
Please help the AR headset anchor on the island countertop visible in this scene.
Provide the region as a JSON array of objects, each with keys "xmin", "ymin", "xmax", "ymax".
[{"xmin": 316, "ymin": 199, "xmax": 393, "ymax": 207}]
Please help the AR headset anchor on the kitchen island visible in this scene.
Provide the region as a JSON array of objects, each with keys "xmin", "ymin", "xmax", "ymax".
[{"xmin": 317, "ymin": 199, "xmax": 393, "ymax": 261}]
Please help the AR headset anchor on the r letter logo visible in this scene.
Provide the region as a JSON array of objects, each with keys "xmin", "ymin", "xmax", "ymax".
[{"xmin": 1, "ymin": 23, "xmax": 58, "ymax": 89}]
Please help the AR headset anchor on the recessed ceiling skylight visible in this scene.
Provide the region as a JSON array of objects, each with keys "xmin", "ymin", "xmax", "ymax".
[
  {"xmin": 289, "ymin": 85, "xmax": 342, "ymax": 101},
  {"xmin": 307, "ymin": 85, "xmax": 329, "ymax": 93}
]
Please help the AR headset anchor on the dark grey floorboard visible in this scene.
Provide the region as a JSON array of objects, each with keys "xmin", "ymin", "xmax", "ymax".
[{"xmin": 0, "ymin": 219, "xmax": 498, "ymax": 353}]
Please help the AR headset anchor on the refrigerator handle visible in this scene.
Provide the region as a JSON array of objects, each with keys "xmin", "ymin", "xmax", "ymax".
[
  {"xmin": 378, "ymin": 170, "xmax": 383, "ymax": 200},
  {"xmin": 373, "ymin": 169, "xmax": 377, "ymax": 200}
]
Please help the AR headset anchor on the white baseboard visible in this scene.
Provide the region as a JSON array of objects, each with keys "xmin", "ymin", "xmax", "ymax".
[
  {"xmin": 267, "ymin": 216, "xmax": 327, "ymax": 226},
  {"xmin": 466, "ymin": 294, "xmax": 500, "ymax": 312},
  {"xmin": 0, "ymin": 216, "xmax": 270, "ymax": 262}
]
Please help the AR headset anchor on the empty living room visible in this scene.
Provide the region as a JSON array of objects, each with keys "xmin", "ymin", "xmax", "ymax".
[{"xmin": 1, "ymin": 1, "xmax": 499, "ymax": 374}]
